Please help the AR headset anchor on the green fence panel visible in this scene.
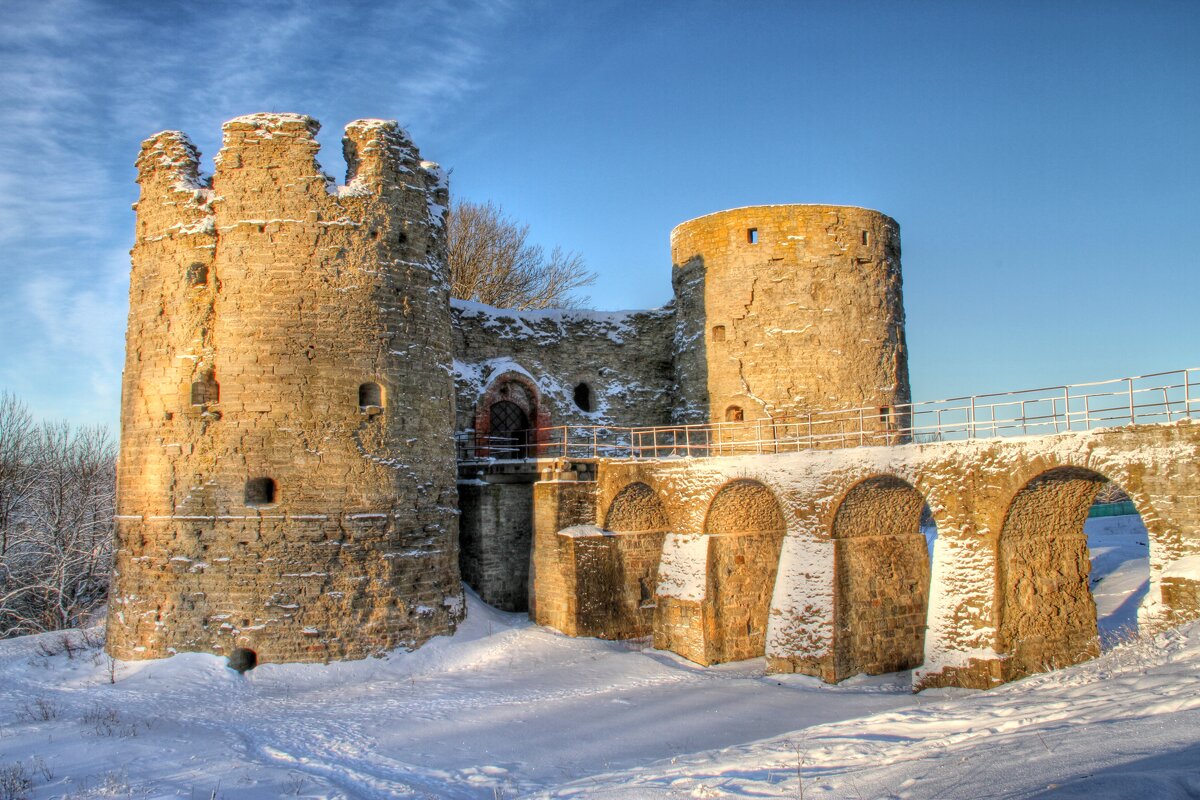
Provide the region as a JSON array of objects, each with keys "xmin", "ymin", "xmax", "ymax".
[{"xmin": 1088, "ymin": 500, "xmax": 1138, "ymax": 518}]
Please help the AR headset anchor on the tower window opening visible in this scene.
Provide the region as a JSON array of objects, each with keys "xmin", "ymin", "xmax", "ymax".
[
  {"xmin": 747, "ymin": 228, "xmax": 759, "ymax": 244},
  {"xmin": 573, "ymin": 382, "xmax": 593, "ymax": 412},
  {"xmin": 190, "ymin": 374, "xmax": 218, "ymax": 406},
  {"xmin": 880, "ymin": 406, "xmax": 892, "ymax": 425},
  {"xmin": 725, "ymin": 405, "xmax": 744, "ymax": 422},
  {"xmin": 186, "ymin": 262, "xmax": 208, "ymax": 287},
  {"xmin": 862, "ymin": 231, "xmax": 870, "ymax": 245},
  {"xmin": 712, "ymin": 325, "xmax": 726, "ymax": 341},
  {"xmin": 358, "ymin": 381, "xmax": 383, "ymax": 413},
  {"xmin": 245, "ymin": 477, "xmax": 277, "ymax": 507}
]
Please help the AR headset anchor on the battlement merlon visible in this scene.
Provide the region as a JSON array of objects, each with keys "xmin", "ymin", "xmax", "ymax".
[
  {"xmin": 133, "ymin": 130, "xmax": 214, "ymax": 218},
  {"xmin": 199, "ymin": 113, "xmax": 447, "ymax": 227}
]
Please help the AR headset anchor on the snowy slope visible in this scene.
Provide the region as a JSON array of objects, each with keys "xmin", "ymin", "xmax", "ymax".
[{"xmin": 0, "ymin": 516, "xmax": 1192, "ymax": 799}]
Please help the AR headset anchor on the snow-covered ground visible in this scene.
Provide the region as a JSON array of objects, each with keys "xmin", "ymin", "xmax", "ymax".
[{"xmin": 1, "ymin": 515, "xmax": 1195, "ymax": 799}]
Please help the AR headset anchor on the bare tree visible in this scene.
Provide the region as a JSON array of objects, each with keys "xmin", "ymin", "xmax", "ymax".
[
  {"xmin": 445, "ymin": 199, "xmax": 596, "ymax": 310},
  {"xmin": 0, "ymin": 398, "xmax": 115, "ymax": 638},
  {"xmin": 0, "ymin": 392, "xmax": 36, "ymax": 556}
]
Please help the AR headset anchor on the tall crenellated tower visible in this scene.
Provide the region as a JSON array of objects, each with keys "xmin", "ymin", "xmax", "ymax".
[
  {"xmin": 108, "ymin": 113, "xmax": 463, "ymax": 664},
  {"xmin": 671, "ymin": 204, "xmax": 910, "ymax": 430}
]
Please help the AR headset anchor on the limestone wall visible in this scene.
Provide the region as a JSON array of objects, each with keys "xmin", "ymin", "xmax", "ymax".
[
  {"xmin": 530, "ymin": 420, "xmax": 1200, "ymax": 690},
  {"xmin": 671, "ymin": 205, "xmax": 910, "ymax": 430},
  {"xmin": 831, "ymin": 476, "xmax": 929, "ymax": 681},
  {"xmin": 450, "ymin": 301, "xmax": 676, "ymax": 438},
  {"xmin": 457, "ymin": 473, "xmax": 535, "ymax": 611},
  {"xmin": 109, "ymin": 114, "xmax": 463, "ymax": 663}
]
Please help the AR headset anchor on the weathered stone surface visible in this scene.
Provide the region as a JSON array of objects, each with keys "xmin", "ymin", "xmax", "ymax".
[
  {"xmin": 529, "ymin": 421, "xmax": 1200, "ymax": 690},
  {"xmin": 831, "ymin": 476, "xmax": 929, "ymax": 681},
  {"xmin": 703, "ymin": 480, "xmax": 786, "ymax": 664},
  {"xmin": 113, "ymin": 125, "xmax": 1198, "ymax": 695},
  {"xmin": 671, "ymin": 206, "xmax": 910, "ymax": 429},
  {"xmin": 109, "ymin": 114, "xmax": 463, "ymax": 664},
  {"xmin": 452, "ymin": 204, "xmax": 910, "ymax": 445},
  {"xmin": 457, "ymin": 471, "xmax": 535, "ymax": 611},
  {"xmin": 451, "ymin": 303, "xmax": 676, "ymax": 438}
]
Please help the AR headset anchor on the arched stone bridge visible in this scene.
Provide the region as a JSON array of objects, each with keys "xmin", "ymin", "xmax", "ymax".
[{"xmin": 528, "ymin": 420, "xmax": 1200, "ymax": 690}]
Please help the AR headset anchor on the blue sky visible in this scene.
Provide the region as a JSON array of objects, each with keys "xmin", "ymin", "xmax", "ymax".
[{"xmin": 1, "ymin": 0, "xmax": 1197, "ymax": 428}]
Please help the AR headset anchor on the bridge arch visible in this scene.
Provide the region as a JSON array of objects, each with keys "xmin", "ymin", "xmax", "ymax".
[
  {"xmin": 703, "ymin": 479, "xmax": 787, "ymax": 663},
  {"xmin": 604, "ymin": 481, "xmax": 670, "ymax": 533},
  {"xmin": 995, "ymin": 464, "xmax": 1116, "ymax": 681},
  {"xmin": 603, "ymin": 481, "xmax": 672, "ymax": 614},
  {"xmin": 828, "ymin": 474, "xmax": 932, "ymax": 681}
]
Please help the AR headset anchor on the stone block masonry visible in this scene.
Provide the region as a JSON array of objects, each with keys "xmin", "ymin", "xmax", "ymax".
[
  {"xmin": 671, "ymin": 206, "xmax": 910, "ymax": 430},
  {"xmin": 108, "ymin": 114, "xmax": 463, "ymax": 663},
  {"xmin": 114, "ymin": 116, "xmax": 1186, "ymax": 695},
  {"xmin": 530, "ymin": 421, "xmax": 1200, "ymax": 689}
]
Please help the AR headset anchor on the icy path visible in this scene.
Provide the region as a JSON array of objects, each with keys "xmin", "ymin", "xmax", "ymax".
[{"xmin": 0, "ymin": 516, "xmax": 1187, "ymax": 799}]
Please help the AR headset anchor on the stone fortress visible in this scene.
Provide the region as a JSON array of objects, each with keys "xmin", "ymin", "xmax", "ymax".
[{"xmin": 109, "ymin": 113, "xmax": 1200, "ymax": 691}]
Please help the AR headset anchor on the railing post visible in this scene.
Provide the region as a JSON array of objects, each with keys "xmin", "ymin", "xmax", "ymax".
[
  {"xmin": 807, "ymin": 415, "xmax": 813, "ymax": 450},
  {"xmin": 1186, "ymin": 369, "xmax": 1193, "ymax": 418},
  {"xmin": 1084, "ymin": 394, "xmax": 1091, "ymax": 430},
  {"xmin": 969, "ymin": 396, "xmax": 976, "ymax": 439},
  {"xmin": 858, "ymin": 408, "xmax": 865, "ymax": 446},
  {"xmin": 1128, "ymin": 378, "xmax": 1135, "ymax": 424},
  {"xmin": 1063, "ymin": 386, "xmax": 1070, "ymax": 432}
]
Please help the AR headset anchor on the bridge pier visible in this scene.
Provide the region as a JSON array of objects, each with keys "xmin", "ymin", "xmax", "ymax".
[{"xmin": 509, "ymin": 421, "xmax": 1200, "ymax": 690}]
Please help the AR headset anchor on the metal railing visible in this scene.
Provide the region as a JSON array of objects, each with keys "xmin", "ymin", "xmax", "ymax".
[{"xmin": 455, "ymin": 367, "xmax": 1199, "ymax": 462}]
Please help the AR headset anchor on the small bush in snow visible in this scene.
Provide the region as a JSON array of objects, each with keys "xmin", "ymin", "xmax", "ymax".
[
  {"xmin": 62, "ymin": 769, "xmax": 138, "ymax": 799},
  {"xmin": 0, "ymin": 762, "xmax": 32, "ymax": 800},
  {"xmin": 17, "ymin": 696, "xmax": 59, "ymax": 722},
  {"xmin": 81, "ymin": 705, "xmax": 140, "ymax": 738},
  {"xmin": 283, "ymin": 773, "xmax": 306, "ymax": 795}
]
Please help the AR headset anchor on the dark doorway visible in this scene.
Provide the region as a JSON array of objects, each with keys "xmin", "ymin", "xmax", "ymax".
[{"xmin": 489, "ymin": 400, "xmax": 530, "ymax": 458}]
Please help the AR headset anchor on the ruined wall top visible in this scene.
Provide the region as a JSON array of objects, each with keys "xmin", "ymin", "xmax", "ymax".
[{"xmin": 134, "ymin": 113, "xmax": 448, "ymax": 238}]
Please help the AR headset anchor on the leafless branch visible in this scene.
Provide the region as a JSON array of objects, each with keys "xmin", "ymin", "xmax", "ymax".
[
  {"xmin": 0, "ymin": 396, "xmax": 115, "ymax": 638},
  {"xmin": 445, "ymin": 199, "xmax": 596, "ymax": 310}
]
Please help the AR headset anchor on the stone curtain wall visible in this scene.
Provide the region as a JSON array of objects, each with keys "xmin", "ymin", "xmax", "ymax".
[
  {"xmin": 670, "ymin": 205, "xmax": 911, "ymax": 430},
  {"xmin": 450, "ymin": 302, "xmax": 676, "ymax": 435},
  {"xmin": 457, "ymin": 478, "xmax": 534, "ymax": 611},
  {"xmin": 109, "ymin": 114, "xmax": 463, "ymax": 664},
  {"xmin": 530, "ymin": 421, "xmax": 1200, "ymax": 689},
  {"xmin": 452, "ymin": 203, "xmax": 911, "ymax": 444}
]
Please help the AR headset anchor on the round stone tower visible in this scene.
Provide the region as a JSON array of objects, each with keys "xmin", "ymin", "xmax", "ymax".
[
  {"xmin": 108, "ymin": 113, "xmax": 463, "ymax": 663},
  {"xmin": 671, "ymin": 204, "xmax": 910, "ymax": 432}
]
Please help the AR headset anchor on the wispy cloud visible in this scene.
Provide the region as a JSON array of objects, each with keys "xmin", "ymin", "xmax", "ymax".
[{"xmin": 0, "ymin": 0, "xmax": 517, "ymax": 425}]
